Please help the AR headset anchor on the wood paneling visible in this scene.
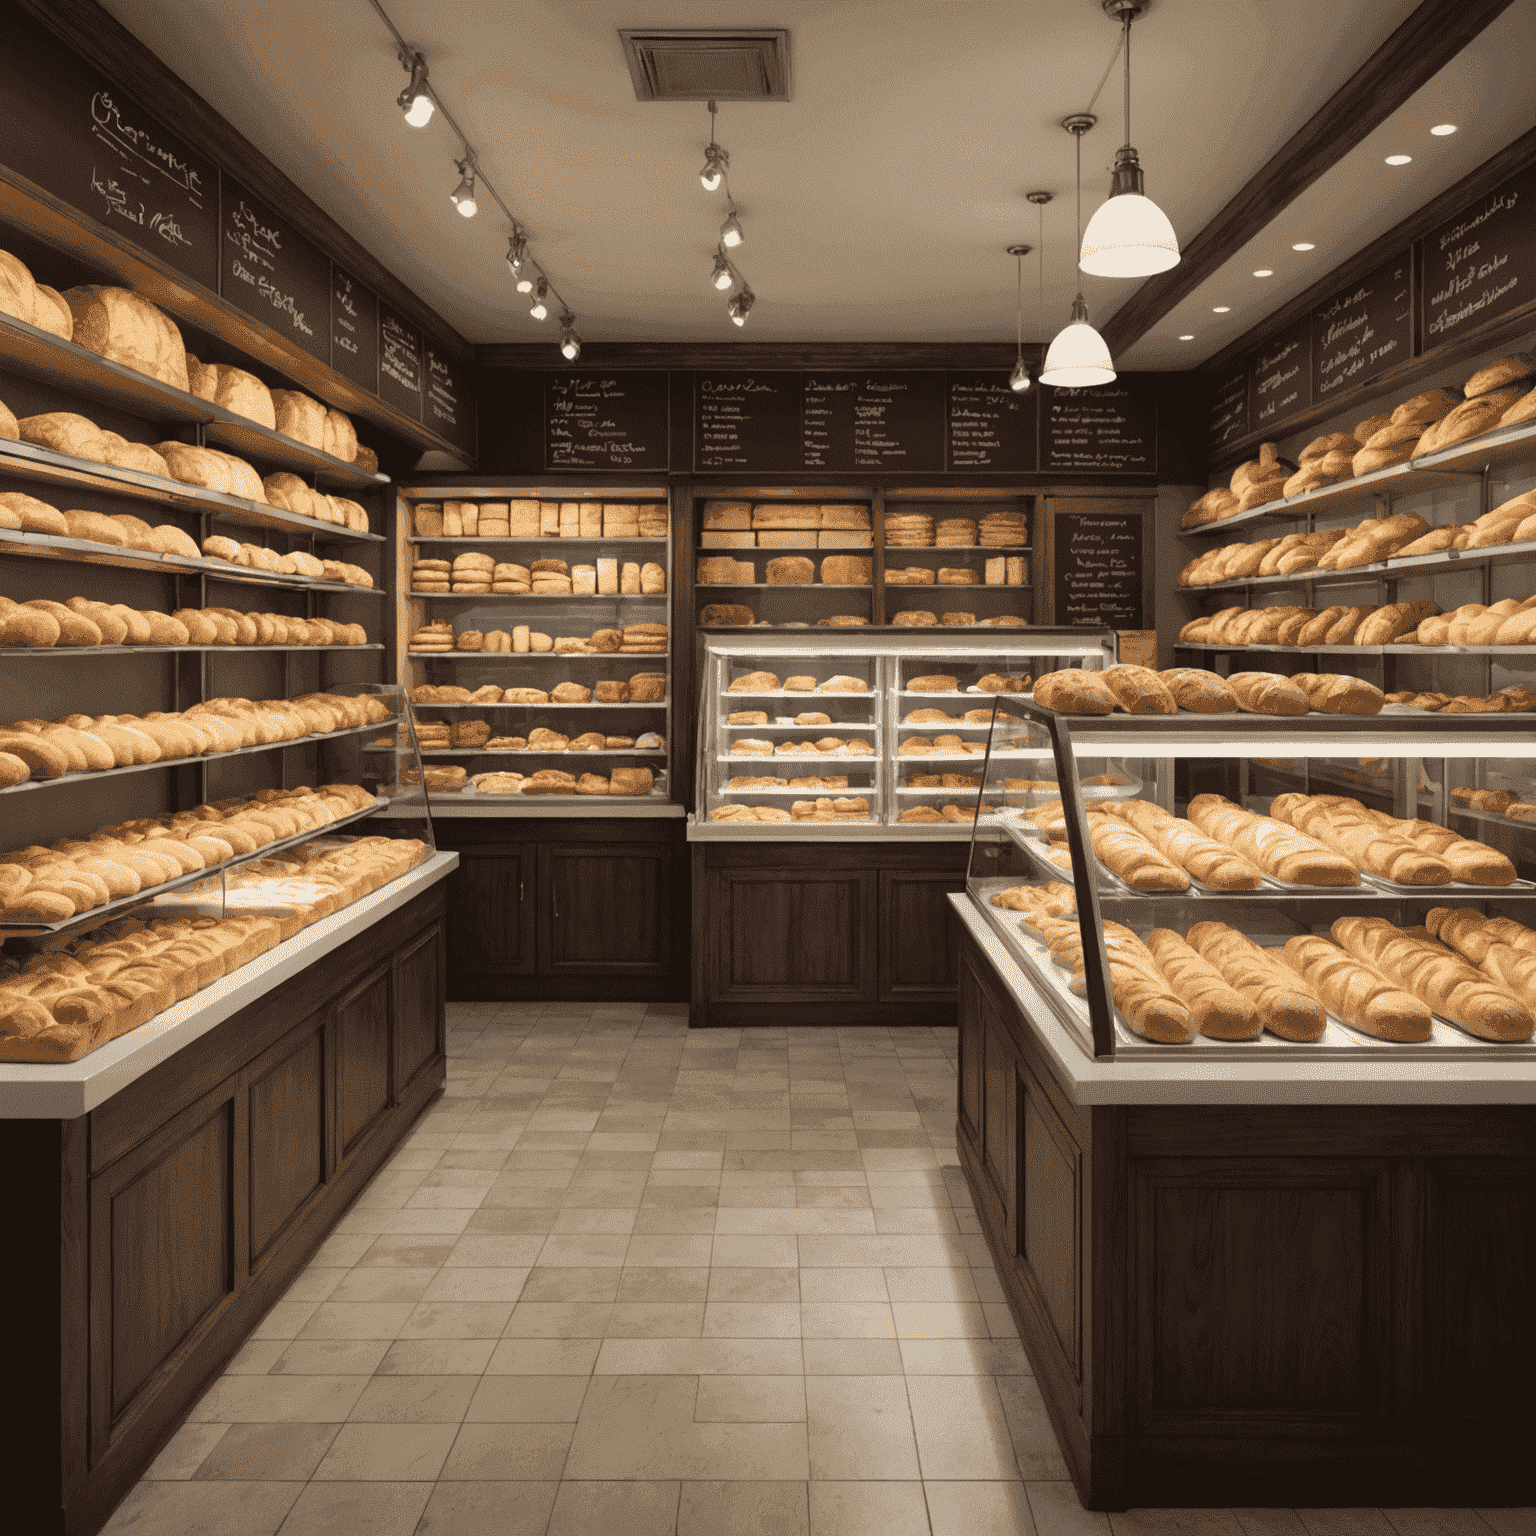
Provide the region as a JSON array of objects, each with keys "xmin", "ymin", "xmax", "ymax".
[
  {"xmin": 542, "ymin": 843, "xmax": 671, "ymax": 976},
  {"xmin": 1021, "ymin": 1080, "xmax": 1082, "ymax": 1383},
  {"xmin": 715, "ymin": 868, "xmax": 875, "ymax": 999},
  {"xmin": 981, "ymin": 1011, "xmax": 1015, "ymax": 1220},
  {"xmin": 335, "ymin": 970, "xmax": 392, "ymax": 1160},
  {"xmin": 447, "ymin": 844, "xmax": 536, "ymax": 976},
  {"xmin": 878, "ymin": 868, "xmax": 963, "ymax": 1000},
  {"xmin": 394, "ymin": 923, "xmax": 443, "ymax": 1094},
  {"xmin": 956, "ymin": 960, "xmax": 982, "ymax": 1147},
  {"xmin": 247, "ymin": 1019, "xmax": 327, "ymax": 1263}
]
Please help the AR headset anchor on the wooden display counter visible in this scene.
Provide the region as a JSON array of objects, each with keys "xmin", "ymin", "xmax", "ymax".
[
  {"xmin": 0, "ymin": 856, "xmax": 454, "ymax": 1536},
  {"xmin": 950, "ymin": 898, "xmax": 1536, "ymax": 1509}
]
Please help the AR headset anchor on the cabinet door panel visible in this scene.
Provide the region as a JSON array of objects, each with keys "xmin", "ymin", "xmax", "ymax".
[
  {"xmin": 394, "ymin": 924, "xmax": 443, "ymax": 1093},
  {"xmin": 446, "ymin": 845, "xmax": 535, "ymax": 975},
  {"xmin": 336, "ymin": 969, "xmax": 392, "ymax": 1159},
  {"xmin": 957, "ymin": 956, "xmax": 983, "ymax": 1146},
  {"xmin": 542, "ymin": 844, "xmax": 670, "ymax": 975},
  {"xmin": 879, "ymin": 870, "xmax": 964, "ymax": 1000},
  {"xmin": 1020, "ymin": 1078, "xmax": 1081, "ymax": 1381},
  {"xmin": 981, "ymin": 1007, "xmax": 1016, "ymax": 1216},
  {"xmin": 248, "ymin": 1020, "xmax": 326, "ymax": 1263}
]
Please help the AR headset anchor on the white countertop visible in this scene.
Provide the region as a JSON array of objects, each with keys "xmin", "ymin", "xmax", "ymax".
[
  {"xmin": 948, "ymin": 895, "xmax": 1536, "ymax": 1106},
  {"xmin": 0, "ymin": 852, "xmax": 459, "ymax": 1120}
]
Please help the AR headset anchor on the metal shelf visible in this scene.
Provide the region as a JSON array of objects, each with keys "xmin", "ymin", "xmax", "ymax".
[
  {"xmin": 0, "ymin": 312, "xmax": 387, "ymax": 491},
  {"xmin": 0, "ymin": 437, "xmax": 385, "ymax": 543},
  {"xmin": 407, "ymin": 650, "xmax": 668, "ymax": 661},
  {"xmin": 407, "ymin": 700, "xmax": 666, "ymax": 710},
  {"xmin": 3, "ymin": 642, "xmax": 382, "ymax": 658},
  {"xmin": 0, "ymin": 721, "xmax": 389, "ymax": 796},
  {"xmin": 1180, "ymin": 537, "xmax": 1536, "ymax": 595},
  {"xmin": 407, "ymin": 590, "xmax": 664, "ymax": 600},
  {"xmin": 408, "ymin": 535, "xmax": 666, "ymax": 546}
]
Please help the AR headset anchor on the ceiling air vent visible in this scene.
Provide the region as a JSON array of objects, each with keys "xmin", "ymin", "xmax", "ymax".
[{"xmin": 618, "ymin": 28, "xmax": 791, "ymax": 101}]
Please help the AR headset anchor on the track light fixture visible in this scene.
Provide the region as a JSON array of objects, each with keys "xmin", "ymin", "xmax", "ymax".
[
  {"xmin": 529, "ymin": 278, "xmax": 549, "ymax": 322},
  {"xmin": 710, "ymin": 249, "xmax": 734, "ymax": 291},
  {"xmin": 1041, "ymin": 121, "xmax": 1116, "ymax": 388},
  {"xmin": 1007, "ymin": 243, "xmax": 1033, "ymax": 392},
  {"xmin": 699, "ymin": 99, "xmax": 729, "ymax": 190},
  {"xmin": 720, "ymin": 204, "xmax": 744, "ymax": 249},
  {"xmin": 1078, "ymin": 0, "xmax": 1180, "ymax": 278},
  {"xmin": 727, "ymin": 287, "xmax": 755, "ymax": 327},
  {"xmin": 559, "ymin": 312, "xmax": 581, "ymax": 361},
  {"xmin": 450, "ymin": 157, "xmax": 478, "ymax": 218},
  {"xmin": 396, "ymin": 47, "xmax": 434, "ymax": 128},
  {"xmin": 505, "ymin": 230, "xmax": 527, "ymax": 276}
]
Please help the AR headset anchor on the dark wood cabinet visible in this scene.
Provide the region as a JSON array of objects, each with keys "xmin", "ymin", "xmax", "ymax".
[
  {"xmin": 879, "ymin": 868, "xmax": 965, "ymax": 1000},
  {"xmin": 712, "ymin": 867, "xmax": 875, "ymax": 1000},
  {"xmin": 446, "ymin": 843, "xmax": 536, "ymax": 980},
  {"xmin": 955, "ymin": 922, "xmax": 1536, "ymax": 1510},
  {"xmin": 246, "ymin": 1013, "xmax": 328, "ymax": 1265},
  {"xmin": 542, "ymin": 843, "xmax": 671, "ymax": 977},
  {"xmin": 335, "ymin": 970, "xmax": 392, "ymax": 1160},
  {"xmin": 395, "ymin": 924, "xmax": 445, "ymax": 1095}
]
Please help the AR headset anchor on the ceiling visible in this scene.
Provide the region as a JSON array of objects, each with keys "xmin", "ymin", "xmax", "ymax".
[{"xmin": 100, "ymin": 0, "xmax": 1536, "ymax": 367}]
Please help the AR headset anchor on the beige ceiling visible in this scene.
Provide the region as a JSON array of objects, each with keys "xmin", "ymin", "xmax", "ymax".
[{"xmin": 100, "ymin": 0, "xmax": 1535, "ymax": 365}]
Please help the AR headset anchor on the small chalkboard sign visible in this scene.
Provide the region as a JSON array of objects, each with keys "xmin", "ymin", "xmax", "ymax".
[
  {"xmin": 1043, "ymin": 378, "xmax": 1156, "ymax": 475},
  {"xmin": 696, "ymin": 373, "xmax": 802, "ymax": 471},
  {"xmin": 1248, "ymin": 317, "xmax": 1311, "ymax": 435},
  {"xmin": 1311, "ymin": 252, "xmax": 1412, "ymax": 404},
  {"xmin": 330, "ymin": 264, "xmax": 378, "ymax": 393},
  {"xmin": 546, "ymin": 373, "xmax": 669, "ymax": 470},
  {"xmin": 1053, "ymin": 509, "xmax": 1144, "ymax": 628},
  {"xmin": 0, "ymin": 7, "xmax": 219, "ymax": 289},
  {"xmin": 1422, "ymin": 160, "xmax": 1536, "ymax": 347},
  {"xmin": 945, "ymin": 373, "xmax": 1038, "ymax": 471},
  {"xmin": 424, "ymin": 344, "xmax": 475, "ymax": 458},
  {"xmin": 1208, "ymin": 367, "xmax": 1250, "ymax": 453},
  {"xmin": 220, "ymin": 178, "xmax": 329, "ymax": 362},
  {"xmin": 800, "ymin": 372, "xmax": 945, "ymax": 472},
  {"xmin": 378, "ymin": 305, "xmax": 423, "ymax": 420}
]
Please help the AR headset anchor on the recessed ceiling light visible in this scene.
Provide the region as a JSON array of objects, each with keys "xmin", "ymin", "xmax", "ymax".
[
  {"xmin": 1292, "ymin": 242, "xmax": 1315, "ymax": 251},
  {"xmin": 1385, "ymin": 154, "xmax": 1413, "ymax": 166},
  {"xmin": 1430, "ymin": 123, "xmax": 1457, "ymax": 136},
  {"xmin": 1179, "ymin": 334, "xmax": 1195, "ymax": 341},
  {"xmin": 1253, "ymin": 269, "xmax": 1273, "ymax": 277},
  {"xmin": 1212, "ymin": 306, "xmax": 1231, "ymax": 313}
]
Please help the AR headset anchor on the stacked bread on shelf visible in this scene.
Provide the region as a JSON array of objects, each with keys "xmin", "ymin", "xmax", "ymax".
[
  {"xmin": 0, "ymin": 593, "xmax": 367, "ymax": 648},
  {"xmin": 0, "ymin": 835, "xmax": 427, "ymax": 1061},
  {"xmin": 725, "ymin": 670, "xmax": 869, "ymax": 694},
  {"xmin": 408, "ymin": 620, "xmax": 666, "ymax": 655},
  {"xmin": 414, "ymin": 500, "xmax": 666, "ymax": 539},
  {"xmin": 701, "ymin": 500, "xmax": 871, "ymax": 548},
  {"xmin": 1029, "ymin": 663, "xmax": 1384, "ymax": 716},
  {"xmin": 417, "ymin": 552, "xmax": 664, "ymax": 595},
  {"xmin": 0, "ymin": 692, "xmax": 390, "ymax": 789},
  {"xmin": 1185, "ymin": 355, "xmax": 1536, "ymax": 528},
  {"xmin": 411, "ymin": 675, "xmax": 665, "ymax": 704},
  {"xmin": 402, "ymin": 713, "xmax": 662, "ymax": 757},
  {"xmin": 1180, "ymin": 594, "xmax": 1536, "ymax": 646},
  {"xmin": 469, "ymin": 767, "xmax": 656, "ymax": 797},
  {"xmin": 200, "ymin": 536, "xmax": 371, "ymax": 585}
]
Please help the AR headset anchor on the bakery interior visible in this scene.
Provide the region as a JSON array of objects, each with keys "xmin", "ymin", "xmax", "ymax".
[{"xmin": 3, "ymin": 0, "xmax": 1536, "ymax": 1530}]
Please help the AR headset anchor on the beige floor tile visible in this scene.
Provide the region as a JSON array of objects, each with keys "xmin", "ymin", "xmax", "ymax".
[
  {"xmin": 504, "ymin": 1302, "xmax": 616, "ymax": 1338},
  {"xmin": 551, "ymin": 1207, "xmax": 640, "ymax": 1234},
  {"xmin": 100, "ymin": 1480, "xmax": 301, "ymax": 1536},
  {"xmin": 537, "ymin": 1234, "xmax": 634, "ymax": 1267},
  {"xmin": 899, "ymin": 1338, "xmax": 1033, "ymax": 1375},
  {"xmin": 421, "ymin": 1267, "xmax": 530, "ymax": 1303},
  {"xmin": 275, "ymin": 1480, "xmax": 432, "ymax": 1536},
  {"xmin": 1475, "ymin": 1517, "xmax": 1536, "ymax": 1536},
  {"xmin": 1234, "ymin": 1515, "xmax": 1310, "ymax": 1536},
  {"xmin": 996, "ymin": 1375, "xmax": 1071, "ymax": 1479},
  {"xmin": 695, "ymin": 1375, "xmax": 807, "ymax": 1423},
  {"xmin": 800, "ymin": 1269, "xmax": 889, "ymax": 1303},
  {"xmin": 927, "ymin": 1479, "xmax": 1036, "ymax": 1535},
  {"xmin": 907, "ymin": 1374, "xmax": 1019, "ymax": 1479},
  {"xmin": 594, "ymin": 1338, "xmax": 804, "ymax": 1376},
  {"xmin": 358, "ymin": 1236, "xmax": 458, "ymax": 1268},
  {"xmin": 564, "ymin": 1375, "xmax": 810, "ymax": 1480},
  {"xmin": 798, "ymin": 1235, "xmax": 969, "ymax": 1268},
  {"xmin": 375, "ymin": 1338, "xmax": 497, "ymax": 1376},
  {"xmin": 547, "ymin": 1479, "xmax": 681, "ymax": 1536},
  {"xmin": 801, "ymin": 1302, "xmax": 897, "ymax": 1339},
  {"xmin": 465, "ymin": 1375, "xmax": 591, "ymax": 1422},
  {"xmin": 142, "ymin": 1422, "xmax": 232, "ymax": 1480},
  {"xmin": 608, "ymin": 1302, "xmax": 708, "ymax": 1337},
  {"xmin": 291, "ymin": 1301, "xmax": 416, "ymax": 1341},
  {"xmin": 188, "ymin": 1374, "xmax": 368, "ymax": 1424},
  {"xmin": 1026, "ymin": 1480, "xmax": 1112, "ymax": 1536},
  {"xmin": 805, "ymin": 1376, "xmax": 920, "ymax": 1480},
  {"xmin": 328, "ymin": 1267, "xmax": 438, "ymax": 1304},
  {"xmin": 439, "ymin": 1421, "xmax": 575, "ymax": 1480},
  {"xmin": 520, "ymin": 1266, "xmax": 623, "ymax": 1302},
  {"xmin": 708, "ymin": 1267, "xmax": 802, "ymax": 1303},
  {"xmin": 397, "ymin": 1301, "xmax": 515, "ymax": 1339},
  {"xmin": 679, "ymin": 1480, "xmax": 809, "ymax": 1536},
  {"xmin": 1382, "ymin": 1516, "xmax": 1498, "ymax": 1536},
  {"xmin": 444, "ymin": 1234, "xmax": 549, "ymax": 1268},
  {"xmin": 1112, "ymin": 1511, "xmax": 1247, "ymax": 1536},
  {"xmin": 626, "ymin": 1234, "xmax": 717, "ymax": 1267},
  {"xmin": 347, "ymin": 1374, "xmax": 479, "ymax": 1423},
  {"xmin": 281, "ymin": 1268, "xmax": 345, "ymax": 1304},
  {"xmin": 248, "ymin": 1300, "xmax": 318, "ymax": 1340},
  {"xmin": 801, "ymin": 1339, "xmax": 906, "ymax": 1375},
  {"xmin": 1296, "ymin": 1518, "xmax": 1402, "ymax": 1536},
  {"xmin": 716, "ymin": 1208, "xmax": 878, "ymax": 1236},
  {"xmin": 311, "ymin": 1420, "xmax": 458, "ymax": 1481},
  {"xmin": 190, "ymin": 1422, "xmax": 338, "ymax": 1481},
  {"xmin": 806, "ymin": 1480, "xmax": 929, "ymax": 1536},
  {"xmin": 883, "ymin": 1267, "xmax": 979, "ymax": 1303},
  {"xmin": 485, "ymin": 1337, "xmax": 604, "ymax": 1375},
  {"xmin": 620, "ymin": 1267, "xmax": 713, "ymax": 1302},
  {"xmin": 415, "ymin": 1479, "xmax": 559, "ymax": 1535},
  {"xmin": 703, "ymin": 1301, "xmax": 803, "ymax": 1338},
  {"xmin": 891, "ymin": 1300, "xmax": 990, "ymax": 1339},
  {"xmin": 221, "ymin": 1340, "xmax": 288, "ymax": 1375},
  {"xmin": 712, "ymin": 1235, "xmax": 801, "ymax": 1268},
  {"xmin": 634, "ymin": 1207, "xmax": 720, "ymax": 1234}
]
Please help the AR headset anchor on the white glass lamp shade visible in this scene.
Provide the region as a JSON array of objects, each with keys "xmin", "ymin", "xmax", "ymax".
[
  {"xmin": 1039, "ymin": 297, "xmax": 1115, "ymax": 388},
  {"xmin": 1078, "ymin": 149, "xmax": 1180, "ymax": 278}
]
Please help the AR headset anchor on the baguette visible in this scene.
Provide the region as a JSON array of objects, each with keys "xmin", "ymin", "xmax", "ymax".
[
  {"xmin": 1096, "ymin": 799, "xmax": 1264, "ymax": 889},
  {"xmin": 1185, "ymin": 922, "xmax": 1327, "ymax": 1039},
  {"xmin": 1282, "ymin": 934, "xmax": 1432, "ymax": 1041},
  {"xmin": 1331, "ymin": 916, "xmax": 1533, "ymax": 1040},
  {"xmin": 1354, "ymin": 601, "xmax": 1437, "ymax": 645},
  {"xmin": 1187, "ymin": 794, "xmax": 1360, "ymax": 886},
  {"xmin": 1144, "ymin": 929, "xmax": 1260, "ymax": 1038},
  {"xmin": 1288, "ymin": 673, "xmax": 1384, "ymax": 715},
  {"xmin": 1082, "ymin": 814, "xmax": 1191, "ymax": 892},
  {"xmin": 1360, "ymin": 811, "xmax": 1516, "ymax": 885},
  {"xmin": 1269, "ymin": 793, "xmax": 1452, "ymax": 884},
  {"xmin": 1032, "ymin": 916, "xmax": 1196, "ymax": 1044}
]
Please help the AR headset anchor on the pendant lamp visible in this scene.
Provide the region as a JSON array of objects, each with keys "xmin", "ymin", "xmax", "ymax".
[
  {"xmin": 1040, "ymin": 120, "xmax": 1116, "ymax": 389},
  {"xmin": 1079, "ymin": 0, "xmax": 1180, "ymax": 278},
  {"xmin": 1007, "ymin": 243, "xmax": 1032, "ymax": 391}
]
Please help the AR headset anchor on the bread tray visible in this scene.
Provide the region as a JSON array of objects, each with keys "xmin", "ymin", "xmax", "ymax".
[{"xmin": 1358, "ymin": 871, "xmax": 1536, "ymax": 897}]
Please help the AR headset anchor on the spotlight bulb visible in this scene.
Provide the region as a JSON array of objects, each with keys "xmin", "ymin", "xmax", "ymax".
[
  {"xmin": 710, "ymin": 251, "xmax": 733, "ymax": 291},
  {"xmin": 700, "ymin": 144, "xmax": 728, "ymax": 192},
  {"xmin": 529, "ymin": 279, "xmax": 549, "ymax": 322},
  {"xmin": 450, "ymin": 161, "xmax": 477, "ymax": 218},
  {"xmin": 1009, "ymin": 358, "xmax": 1030, "ymax": 393},
  {"xmin": 727, "ymin": 286, "xmax": 755, "ymax": 327},
  {"xmin": 720, "ymin": 210, "xmax": 744, "ymax": 248},
  {"xmin": 559, "ymin": 314, "xmax": 580, "ymax": 362},
  {"xmin": 397, "ymin": 53, "xmax": 434, "ymax": 128},
  {"xmin": 505, "ymin": 233, "xmax": 527, "ymax": 276}
]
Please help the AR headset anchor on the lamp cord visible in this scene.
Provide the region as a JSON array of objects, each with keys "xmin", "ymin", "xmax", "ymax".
[
  {"xmin": 1123, "ymin": 14, "xmax": 1132, "ymax": 148},
  {"xmin": 1015, "ymin": 251, "xmax": 1023, "ymax": 358},
  {"xmin": 1038, "ymin": 201, "xmax": 1045, "ymax": 332}
]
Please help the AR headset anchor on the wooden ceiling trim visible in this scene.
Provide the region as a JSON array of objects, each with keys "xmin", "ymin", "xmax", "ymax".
[
  {"xmin": 478, "ymin": 341, "xmax": 1045, "ymax": 370},
  {"xmin": 1099, "ymin": 0, "xmax": 1518, "ymax": 359}
]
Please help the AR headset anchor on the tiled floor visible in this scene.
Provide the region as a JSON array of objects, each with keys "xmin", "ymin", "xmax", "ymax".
[{"xmin": 107, "ymin": 1001, "xmax": 1534, "ymax": 1536}]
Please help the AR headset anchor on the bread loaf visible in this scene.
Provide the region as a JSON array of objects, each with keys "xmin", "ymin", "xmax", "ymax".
[
  {"xmin": 1354, "ymin": 601, "xmax": 1437, "ymax": 645},
  {"xmin": 1269, "ymin": 793, "xmax": 1452, "ymax": 885},
  {"xmin": 1096, "ymin": 800, "xmax": 1264, "ymax": 889},
  {"xmin": 1360, "ymin": 811, "xmax": 1515, "ymax": 885},
  {"xmin": 766, "ymin": 557, "xmax": 814, "ymax": 585},
  {"xmin": 820, "ymin": 555, "xmax": 871, "ymax": 586},
  {"xmin": 1029, "ymin": 915, "xmax": 1196, "ymax": 1044},
  {"xmin": 1101, "ymin": 665, "xmax": 1176, "ymax": 715},
  {"xmin": 1081, "ymin": 814, "xmax": 1190, "ymax": 891},
  {"xmin": 1157, "ymin": 668, "xmax": 1237, "ymax": 713},
  {"xmin": 1033, "ymin": 669, "xmax": 1119, "ymax": 715},
  {"xmin": 1289, "ymin": 673, "xmax": 1384, "ymax": 715},
  {"xmin": 1144, "ymin": 929, "xmax": 1261, "ymax": 1038},
  {"xmin": 1187, "ymin": 794, "xmax": 1360, "ymax": 886},
  {"xmin": 61, "ymin": 286, "xmax": 189, "ymax": 390},
  {"xmin": 1228, "ymin": 671, "xmax": 1308, "ymax": 715},
  {"xmin": 1185, "ymin": 922, "xmax": 1327, "ymax": 1039},
  {"xmin": 1282, "ymin": 934, "xmax": 1432, "ymax": 1041}
]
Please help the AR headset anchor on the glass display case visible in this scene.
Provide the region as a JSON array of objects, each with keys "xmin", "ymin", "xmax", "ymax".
[
  {"xmin": 692, "ymin": 628, "xmax": 1116, "ymax": 836},
  {"xmin": 964, "ymin": 699, "xmax": 1536, "ymax": 1060}
]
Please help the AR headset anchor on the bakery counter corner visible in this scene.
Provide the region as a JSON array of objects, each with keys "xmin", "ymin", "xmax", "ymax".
[{"xmin": 0, "ymin": 852, "xmax": 456, "ymax": 1536}]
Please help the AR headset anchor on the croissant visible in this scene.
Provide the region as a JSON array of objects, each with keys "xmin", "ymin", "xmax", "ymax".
[
  {"xmin": 1084, "ymin": 815, "xmax": 1190, "ymax": 891},
  {"xmin": 1282, "ymin": 934, "xmax": 1432, "ymax": 1041},
  {"xmin": 1097, "ymin": 800, "xmax": 1264, "ymax": 889},
  {"xmin": 1269, "ymin": 794, "xmax": 1452, "ymax": 884},
  {"xmin": 1185, "ymin": 922, "xmax": 1327, "ymax": 1039},
  {"xmin": 1187, "ymin": 794, "xmax": 1360, "ymax": 886},
  {"xmin": 1331, "ymin": 916, "xmax": 1533, "ymax": 1040},
  {"xmin": 1144, "ymin": 929, "xmax": 1260, "ymax": 1038}
]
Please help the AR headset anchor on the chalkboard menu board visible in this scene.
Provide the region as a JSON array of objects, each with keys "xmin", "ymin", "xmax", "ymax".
[
  {"xmin": 1423, "ymin": 160, "xmax": 1536, "ymax": 347},
  {"xmin": 425, "ymin": 344, "xmax": 475, "ymax": 457},
  {"xmin": 1248, "ymin": 317, "xmax": 1311, "ymax": 434},
  {"xmin": 801, "ymin": 372, "xmax": 945, "ymax": 471},
  {"xmin": 545, "ymin": 374, "xmax": 669, "ymax": 470},
  {"xmin": 1043, "ymin": 380, "xmax": 1157, "ymax": 475},
  {"xmin": 696, "ymin": 373, "xmax": 802, "ymax": 471},
  {"xmin": 946, "ymin": 373, "xmax": 1037, "ymax": 471},
  {"xmin": 0, "ymin": 7, "xmax": 218, "ymax": 288},
  {"xmin": 220, "ymin": 179, "xmax": 329, "ymax": 363},
  {"xmin": 378, "ymin": 306, "xmax": 423, "ymax": 420},
  {"xmin": 330, "ymin": 264, "xmax": 378, "ymax": 393},
  {"xmin": 1053, "ymin": 510, "xmax": 1143, "ymax": 628},
  {"xmin": 1208, "ymin": 368, "xmax": 1249, "ymax": 453},
  {"xmin": 1311, "ymin": 252, "xmax": 1412, "ymax": 404}
]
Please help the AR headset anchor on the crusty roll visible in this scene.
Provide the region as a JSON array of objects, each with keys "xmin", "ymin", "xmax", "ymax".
[
  {"xmin": 1185, "ymin": 922, "xmax": 1327, "ymax": 1040},
  {"xmin": 1187, "ymin": 794, "xmax": 1360, "ymax": 886},
  {"xmin": 1144, "ymin": 928, "xmax": 1261, "ymax": 1039}
]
